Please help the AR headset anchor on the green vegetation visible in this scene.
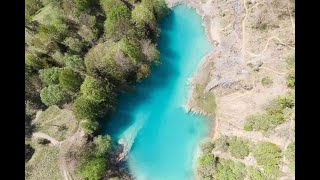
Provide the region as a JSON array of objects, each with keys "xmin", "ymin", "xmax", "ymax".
[
  {"xmin": 247, "ymin": 166, "xmax": 268, "ymax": 180},
  {"xmin": 196, "ymin": 153, "xmax": 247, "ymax": 180},
  {"xmin": 25, "ymin": 144, "xmax": 62, "ymax": 179},
  {"xmin": 26, "ymin": 0, "xmax": 169, "ymax": 178},
  {"xmin": 228, "ymin": 137, "xmax": 250, "ymax": 159},
  {"xmin": 261, "ymin": 76, "xmax": 273, "ymax": 87},
  {"xmin": 194, "ymin": 84, "xmax": 217, "ymax": 114},
  {"xmin": 59, "ymin": 68, "xmax": 83, "ymax": 92},
  {"xmin": 212, "ymin": 136, "xmax": 251, "ymax": 159},
  {"xmin": 244, "ymin": 92, "xmax": 295, "ymax": 133},
  {"xmin": 285, "ymin": 142, "xmax": 295, "ymax": 174},
  {"xmin": 35, "ymin": 106, "xmax": 78, "ymax": 141},
  {"xmin": 253, "ymin": 142, "xmax": 282, "ymax": 177},
  {"xmin": 40, "ymin": 85, "xmax": 69, "ymax": 106},
  {"xmin": 77, "ymin": 135, "xmax": 112, "ymax": 180},
  {"xmin": 286, "ymin": 53, "xmax": 295, "ymax": 88}
]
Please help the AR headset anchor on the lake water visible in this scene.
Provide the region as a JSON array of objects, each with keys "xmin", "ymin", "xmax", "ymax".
[{"xmin": 103, "ymin": 4, "xmax": 212, "ymax": 180}]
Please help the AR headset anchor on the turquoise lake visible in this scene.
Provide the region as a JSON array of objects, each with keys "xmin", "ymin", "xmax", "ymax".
[{"xmin": 103, "ymin": 5, "xmax": 212, "ymax": 180}]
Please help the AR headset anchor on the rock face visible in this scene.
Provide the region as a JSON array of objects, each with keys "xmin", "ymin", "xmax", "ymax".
[{"xmin": 166, "ymin": 0, "xmax": 295, "ymax": 179}]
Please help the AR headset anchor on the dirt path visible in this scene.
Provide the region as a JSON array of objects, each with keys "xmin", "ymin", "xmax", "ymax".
[{"xmin": 33, "ymin": 132, "xmax": 61, "ymax": 147}]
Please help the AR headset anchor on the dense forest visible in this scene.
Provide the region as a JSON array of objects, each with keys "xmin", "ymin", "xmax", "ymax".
[{"xmin": 25, "ymin": 0, "xmax": 169, "ymax": 179}]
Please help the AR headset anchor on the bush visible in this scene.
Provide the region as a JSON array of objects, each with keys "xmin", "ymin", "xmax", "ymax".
[
  {"xmin": 136, "ymin": 64, "xmax": 150, "ymax": 81},
  {"xmin": 200, "ymin": 140, "xmax": 215, "ymax": 154},
  {"xmin": 39, "ymin": 67, "xmax": 62, "ymax": 85},
  {"xmin": 80, "ymin": 76, "xmax": 115, "ymax": 103},
  {"xmin": 153, "ymin": 0, "xmax": 169, "ymax": 20},
  {"xmin": 59, "ymin": 68, "xmax": 83, "ymax": 92},
  {"xmin": 93, "ymin": 135, "xmax": 111, "ymax": 157},
  {"xmin": 25, "ymin": 53, "xmax": 48, "ymax": 70},
  {"xmin": 213, "ymin": 135, "xmax": 229, "ymax": 152},
  {"xmin": 80, "ymin": 119, "xmax": 99, "ymax": 135},
  {"xmin": 197, "ymin": 153, "xmax": 215, "ymax": 179},
  {"xmin": 73, "ymin": 96, "xmax": 106, "ymax": 121},
  {"xmin": 40, "ymin": 85, "xmax": 68, "ymax": 106},
  {"xmin": 285, "ymin": 142, "xmax": 295, "ymax": 174},
  {"xmin": 132, "ymin": 2, "xmax": 155, "ymax": 26},
  {"xmin": 247, "ymin": 166, "xmax": 268, "ymax": 180},
  {"xmin": 244, "ymin": 92, "xmax": 295, "ymax": 132},
  {"xmin": 287, "ymin": 69, "xmax": 295, "ymax": 88},
  {"xmin": 104, "ymin": 4, "xmax": 132, "ymax": 40},
  {"xmin": 215, "ymin": 159, "xmax": 247, "ymax": 180},
  {"xmin": 228, "ymin": 137, "xmax": 250, "ymax": 159},
  {"xmin": 63, "ymin": 37, "xmax": 85, "ymax": 53},
  {"xmin": 64, "ymin": 54, "xmax": 86, "ymax": 73},
  {"xmin": 261, "ymin": 76, "xmax": 273, "ymax": 87},
  {"xmin": 253, "ymin": 142, "xmax": 282, "ymax": 176},
  {"xmin": 77, "ymin": 156, "xmax": 107, "ymax": 180}
]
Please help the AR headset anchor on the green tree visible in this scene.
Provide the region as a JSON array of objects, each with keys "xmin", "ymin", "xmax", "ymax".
[
  {"xmin": 228, "ymin": 137, "xmax": 250, "ymax": 159},
  {"xmin": 119, "ymin": 38, "xmax": 143, "ymax": 65},
  {"xmin": 64, "ymin": 54, "xmax": 86, "ymax": 73},
  {"xmin": 132, "ymin": 2, "xmax": 155, "ymax": 26},
  {"xmin": 25, "ymin": 53, "xmax": 48, "ymax": 70},
  {"xmin": 136, "ymin": 64, "xmax": 150, "ymax": 81},
  {"xmin": 59, "ymin": 68, "xmax": 83, "ymax": 92},
  {"xmin": 80, "ymin": 76, "xmax": 115, "ymax": 103},
  {"xmin": 73, "ymin": 0, "xmax": 93, "ymax": 11},
  {"xmin": 253, "ymin": 142, "xmax": 282, "ymax": 176},
  {"xmin": 93, "ymin": 135, "xmax": 111, "ymax": 157},
  {"xmin": 39, "ymin": 67, "xmax": 62, "ymax": 85},
  {"xmin": 104, "ymin": 4, "xmax": 132, "ymax": 40},
  {"xmin": 73, "ymin": 96, "xmax": 105, "ymax": 121},
  {"xmin": 80, "ymin": 119, "xmax": 99, "ymax": 135},
  {"xmin": 153, "ymin": 0, "xmax": 169, "ymax": 20},
  {"xmin": 77, "ymin": 156, "xmax": 107, "ymax": 180},
  {"xmin": 40, "ymin": 85, "xmax": 68, "ymax": 106},
  {"xmin": 63, "ymin": 37, "xmax": 85, "ymax": 53}
]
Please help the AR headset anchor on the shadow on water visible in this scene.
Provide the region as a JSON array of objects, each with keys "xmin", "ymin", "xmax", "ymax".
[{"xmin": 101, "ymin": 10, "xmax": 179, "ymax": 138}]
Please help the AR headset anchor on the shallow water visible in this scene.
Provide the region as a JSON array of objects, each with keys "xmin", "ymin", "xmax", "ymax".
[{"xmin": 102, "ymin": 5, "xmax": 212, "ymax": 180}]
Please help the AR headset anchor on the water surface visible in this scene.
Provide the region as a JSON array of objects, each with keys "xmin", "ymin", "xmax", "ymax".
[{"xmin": 103, "ymin": 5, "xmax": 212, "ymax": 180}]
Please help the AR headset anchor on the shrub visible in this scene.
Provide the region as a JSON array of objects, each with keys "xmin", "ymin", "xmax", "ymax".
[
  {"xmin": 228, "ymin": 137, "xmax": 250, "ymax": 159},
  {"xmin": 153, "ymin": 0, "xmax": 169, "ymax": 20},
  {"xmin": 40, "ymin": 85, "xmax": 68, "ymax": 106},
  {"xmin": 247, "ymin": 166, "xmax": 268, "ymax": 180},
  {"xmin": 64, "ymin": 54, "xmax": 86, "ymax": 73},
  {"xmin": 93, "ymin": 135, "xmax": 111, "ymax": 157},
  {"xmin": 253, "ymin": 142, "xmax": 282, "ymax": 176},
  {"xmin": 285, "ymin": 142, "xmax": 295, "ymax": 174},
  {"xmin": 244, "ymin": 92, "xmax": 295, "ymax": 132},
  {"xmin": 39, "ymin": 67, "xmax": 62, "ymax": 85},
  {"xmin": 104, "ymin": 4, "xmax": 132, "ymax": 40},
  {"xmin": 25, "ymin": 53, "xmax": 48, "ymax": 70},
  {"xmin": 72, "ymin": 96, "xmax": 106, "ymax": 121},
  {"xmin": 200, "ymin": 140, "xmax": 215, "ymax": 154},
  {"xmin": 59, "ymin": 68, "xmax": 83, "ymax": 92},
  {"xmin": 80, "ymin": 119, "xmax": 99, "ymax": 135},
  {"xmin": 287, "ymin": 69, "xmax": 295, "ymax": 88},
  {"xmin": 80, "ymin": 76, "xmax": 115, "ymax": 103},
  {"xmin": 136, "ymin": 64, "xmax": 150, "ymax": 81},
  {"xmin": 197, "ymin": 153, "xmax": 215, "ymax": 179},
  {"xmin": 63, "ymin": 37, "xmax": 85, "ymax": 53},
  {"xmin": 261, "ymin": 76, "xmax": 273, "ymax": 87},
  {"xmin": 213, "ymin": 135, "xmax": 229, "ymax": 152},
  {"xmin": 132, "ymin": 2, "xmax": 155, "ymax": 26},
  {"xmin": 215, "ymin": 159, "xmax": 247, "ymax": 180},
  {"xmin": 77, "ymin": 156, "xmax": 107, "ymax": 180}
]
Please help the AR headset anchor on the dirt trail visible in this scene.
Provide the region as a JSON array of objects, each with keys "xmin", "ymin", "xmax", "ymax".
[{"xmin": 33, "ymin": 132, "xmax": 61, "ymax": 147}]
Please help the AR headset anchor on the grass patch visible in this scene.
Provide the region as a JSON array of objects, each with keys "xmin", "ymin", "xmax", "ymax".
[
  {"xmin": 35, "ymin": 105, "xmax": 78, "ymax": 141},
  {"xmin": 253, "ymin": 142, "xmax": 282, "ymax": 178},
  {"xmin": 25, "ymin": 144, "xmax": 62, "ymax": 180},
  {"xmin": 261, "ymin": 76, "xmax": 273, "ymax": 87},
  {"xmin": 194, "ymin": 84, "xmax": 217, "ymax": 114},
  {"xmin": 244, "ymin": 92, "xmax": 294, "ymax": 133}
]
